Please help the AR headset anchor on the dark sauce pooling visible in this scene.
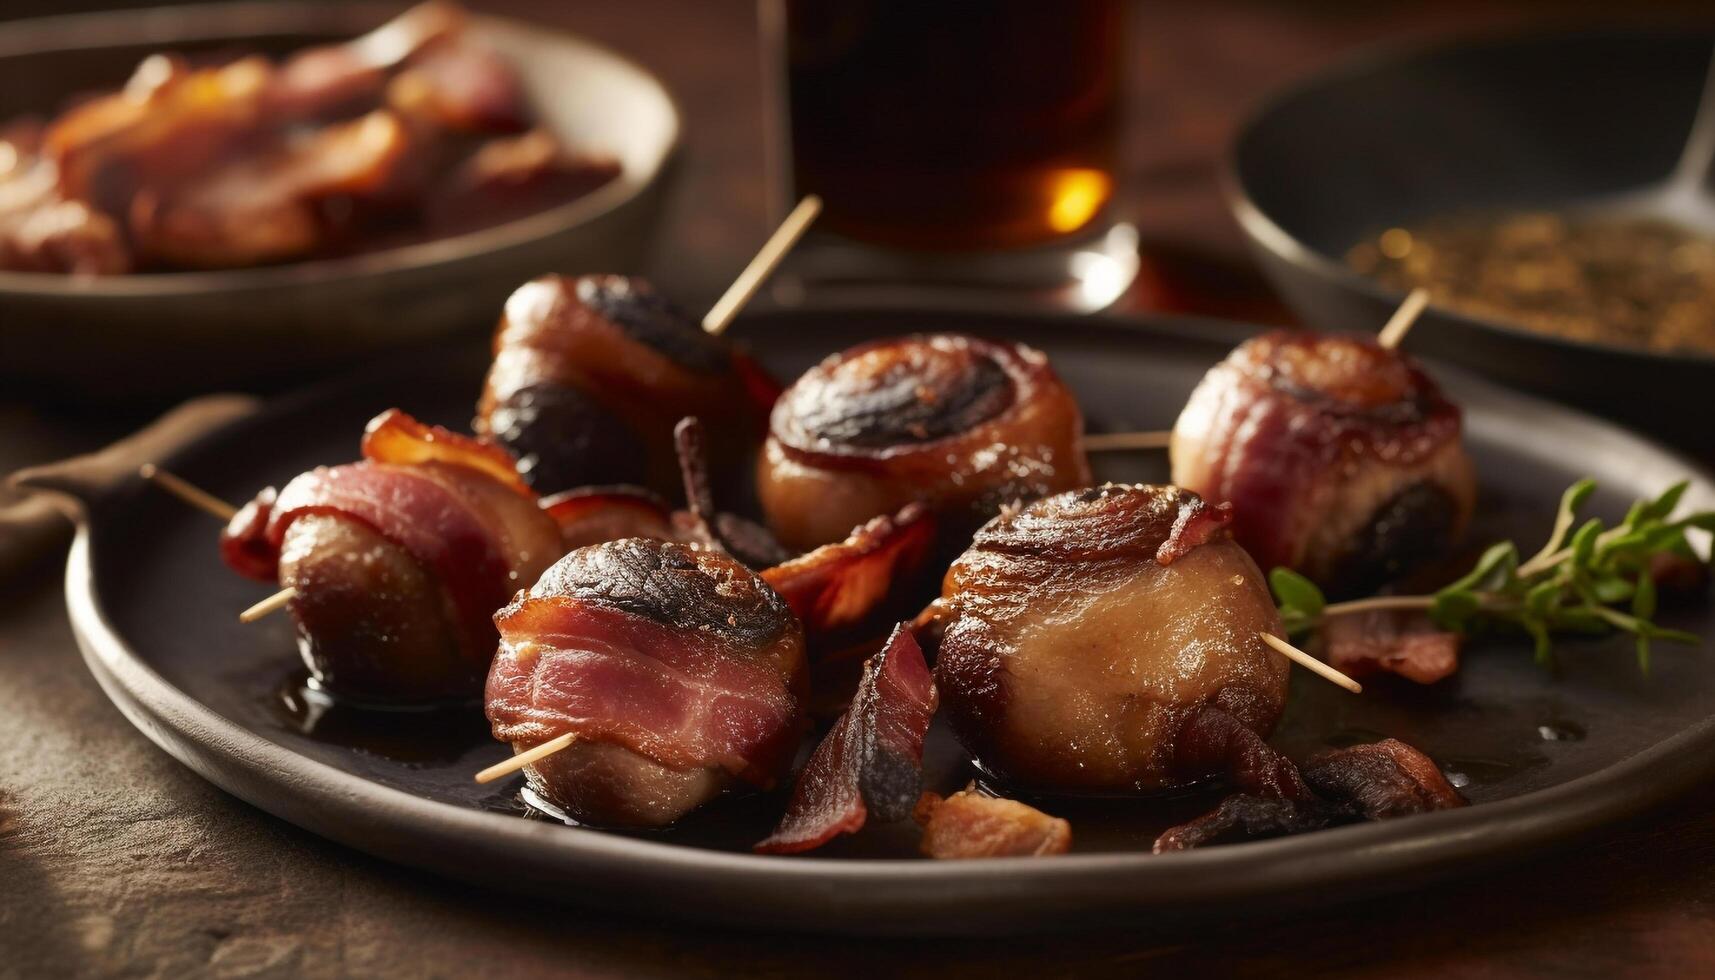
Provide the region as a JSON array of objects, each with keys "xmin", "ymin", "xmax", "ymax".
[{"xmin": 273, "ymin": 672, "xmax": 488, "ymax": 768}]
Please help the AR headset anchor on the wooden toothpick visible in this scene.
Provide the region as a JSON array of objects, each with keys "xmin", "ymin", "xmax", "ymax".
[
  {"xmin": 240, "ymin": 587, "xmax": 296, "ymax": 623},
  {"xmin": 702, "ymin": 195, "xmax": 822, "ymax": 336},
  {"xmin": 1259, "ymin": 631, "xmax": 1363, "ymax": 694},
  {"xmin": 139, "ymin": 464, "xmax": 237, "ymax": 521},
  {"xmin": 474, "ymin": 731, "xmax": 579, "ymax": 784},
  {"xmin": 1376, "ymin": 287, "xmax": 1430, "ymax": 350}
]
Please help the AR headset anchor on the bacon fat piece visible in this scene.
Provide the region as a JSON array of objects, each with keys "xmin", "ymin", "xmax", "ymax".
[
  {"xmin": 1171, "ymin": 331, "xmax": 1477, "ymax": 595},
  {"xmin": 763, "ymin": 504, "xmax": 938, "ymax": 646},
  {"xmin": 475, "ymin": 275, "xmax": 776, "ymax": 497},
  {"xmin": 757, "ymin": 333, "xmax": 1091, "ymax": 552},
  {"xmin": 1153, "ymin": 739, "xmax": 1466, "ymax": 851},
  {"xmin": 219, "ymin": 409, "xmax": 561, "ymax": 702},
  {"xmin": 1322, "ymin": 608, "xmax": 1461, "ymax": 685},
  {"xmin": 756, "ymin": 625, "xmax": 937, "ymax": 854},
  {"xmin": 486, "ymin": 538, "xmax": 807, "ymax": 828},
  {"xmin": 935, "ymin": 484, "xmax": 1292, "ymax": 795},
  {"xmin": 914, "ymin": 785, "xmax": 1072, "ymax": 859},
  {"xmin": 540, "ymin": 485, "xmax": 675, "ymax": 549}
]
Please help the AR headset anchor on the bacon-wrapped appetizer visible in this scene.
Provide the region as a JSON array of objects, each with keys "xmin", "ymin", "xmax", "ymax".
[
  {"xmin": 1171, "ymin": 331, "xmax": 1477, "ymax": 594},
  {"xmin": 220, "ymin": 409, "xmax": 562, "ymax": 703},
  {"xmin": 475, "ymin": 275, "xmax": 777, "ymax": 497},
  {"xmin": 485, "ymin": 538, "xmax": 807, "ymax": 827},
  {"xmin": 757, "ymin": 333, "xmax": 1091, "ymax": 552},
  {"xmin": 933, "ymin": 484, "xmax": 1293, "ymax": 796}
]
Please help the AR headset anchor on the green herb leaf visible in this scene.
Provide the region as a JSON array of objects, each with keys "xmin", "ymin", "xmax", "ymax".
[
  {"xmin": 1278, "ymin": 477, "xmax": 1715, "ymax": 676},
  {"xmin": 1641, "ymin": 481, "xmax": 1689, "ymax": 522},
  {"xmin": 1269, "ymin": 567, "xmax": 1324, "ymax": 619}
]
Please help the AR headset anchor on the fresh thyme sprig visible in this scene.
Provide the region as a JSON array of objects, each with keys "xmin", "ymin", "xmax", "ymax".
[{"xmin": 1271, "ymin": 479, "xmax": 1715, "ymax": 672}]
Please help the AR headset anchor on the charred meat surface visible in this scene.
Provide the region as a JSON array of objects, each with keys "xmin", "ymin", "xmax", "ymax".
[
  {"xmin": 1171, "ymin": 331, "xmax": 1476, "ymax": 595},
  {"xmin": 914, "ymin": 785, "xmax": 1072, "ymax": 859},
  {"xmin": 756, "ymin": 625, "xmax": 938, "ymax": 854},
  {"xmin": 219, "ymin": 409, "xmax": 561, "ymax": 703},
  {"xmin": 1154, "ymin": 738, "xmax": 1466, "ymax": 851},
  {"xmin": 758, "ymin": 333, "xmax": 1090, "ymax": 552},
  {"xmin": 934, "ymin": 484, "xmax": 1292, "ymax": 795},
  {"xmin": 485, "ymin": 538, "xmax": 807, "ymax": 828},
  {"xmin": 475, "ymin": 274, "xmax": 775, "ymax": 498}
]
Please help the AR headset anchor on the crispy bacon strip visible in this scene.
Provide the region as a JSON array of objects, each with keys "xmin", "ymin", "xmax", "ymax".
[
  {"xmin": 386, "ymin": 42, "xmax": 529, "ymax": 134},
  {"xmin": 128, "ymin": 110, "xmax": 415, "ymax": 268},
  {"xmin": 0, "ymin": 132, "xmax": 132, "ymax": 274},
  {"xmin": 755, "ymin": 625, "xmax": 938, "ymax": 854},
  {"xmin": 540, "ymin": 485, "xmax": 674, "ymax": 549},
  {"xmin": 1323, "ymin": 609, "xmax": 1461, "ymax": 685},
  {"xmin": 426, "ymin": 130, "xmax": 620, "ymax": 235},
  {"xmin": 1154, "ymin": 739, "xmax": 1465, "ymax": 851},
  {"xmin": 44, "ymin": 55, "xmax": 274, "ymax": 217},
  {"xmin": 762, "ymin": 503, "xmax": 938, "ymax": 641},
  {"xmin": 361, "ymin": 407, "xmax": 531, "ymax": 497},
  {"xmin": 267, "ymin": 1, "xmax": 465, "ymax": 121},
  {"xmin": 220, "ymin": 487, "xmax": 278, "ymax": 581},
  {"xmin": 1171, "ymin": 331, "xmax": 1476, "ymax": 594},
  {"xmin": 487, "ymin": 539, "xmax": 806, "ymax": 786},
  {"xmin": 759, "ymin": 333, "xmax": 1091, "ymax": 551},
  {"xmin": 914, "ymin": 785, "xmax": 1071, "ymax": 859}
]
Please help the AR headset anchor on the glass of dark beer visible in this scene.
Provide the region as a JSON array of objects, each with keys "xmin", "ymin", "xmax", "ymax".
[{"xmin": 760, "ymin": 0, "xmax": 1136, "ymax": 309}]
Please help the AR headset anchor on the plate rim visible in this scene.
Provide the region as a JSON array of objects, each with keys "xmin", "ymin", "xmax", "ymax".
[{"xmin": 58, "ymin": 306, "xmax": 1715, "ymax": 934}]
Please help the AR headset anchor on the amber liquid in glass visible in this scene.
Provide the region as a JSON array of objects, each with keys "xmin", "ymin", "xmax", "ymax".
[{"xmin": 781, "ymin": 0, "xmax": 1123, "ymax": 253}]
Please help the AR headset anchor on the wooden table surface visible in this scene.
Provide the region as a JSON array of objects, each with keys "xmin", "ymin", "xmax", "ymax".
[{"xmin": 5, "ymin": 2, "xmax": 1715, "ymax": 976}]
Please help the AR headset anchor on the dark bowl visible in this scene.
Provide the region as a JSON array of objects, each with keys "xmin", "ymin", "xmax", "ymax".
[
  {"xmin": 1227, "ymin": 29, "xmax": 1715, "ymax": 457},
  {"xmin": 0, "ymin": 2, "xmax": 680, "ymax": 398}
]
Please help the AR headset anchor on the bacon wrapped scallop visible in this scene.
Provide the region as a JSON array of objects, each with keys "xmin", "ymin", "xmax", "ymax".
[
  {"xmin": 933, "ymin": 484, "xmax": 1294, "ymax": 796},
  {"xmin": 485, "ymin": 537, "xmax": 808, "ymax": 828},
  {"xmin": 757, "ymin": 333, "xmax": 1091, "ymax": 552},
  {"xmin": 220, "ymin": 409, "xmax": 562, "ymax": 703},
  {"xmin": 1170, "ymin": 331, "xmax": 1477, "ymax": 594},
  {"xmin": 475, "ymin": 275, "xmax": 777, "ymax": 497}
]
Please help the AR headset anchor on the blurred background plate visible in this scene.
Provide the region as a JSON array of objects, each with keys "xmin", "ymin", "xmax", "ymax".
[
  {"xmin": 1228, "ymin": 30, "xmax": 1715, "ymax": 455},
  {"xmin": 0, "ymin": 2, "xmax": 679, "ymax": 399}
]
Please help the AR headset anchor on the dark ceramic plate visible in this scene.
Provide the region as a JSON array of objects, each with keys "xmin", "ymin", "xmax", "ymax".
[
  {"xmin": 58, "ymin": 309, "xmax": 1715, "ymax": 935},
  {"xmin": 1228, "ymin": 30, "xmax": 1715, "ymax": 455}
]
